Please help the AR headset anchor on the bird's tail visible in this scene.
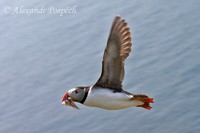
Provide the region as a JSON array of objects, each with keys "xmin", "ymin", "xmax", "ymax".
[{"xmin": 132, "ymin": 94, "xmax": 154, "ymax": 110}]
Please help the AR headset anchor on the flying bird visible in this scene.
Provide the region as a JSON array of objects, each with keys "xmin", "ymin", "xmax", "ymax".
[{"xmin": 62, "ymin": 16, "xmax": 154, "ymax": 110}]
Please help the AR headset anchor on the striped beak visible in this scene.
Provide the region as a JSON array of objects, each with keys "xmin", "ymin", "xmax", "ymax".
[{"xmin": 62, "ymin": 92, "xmax": 79, "ymax": 109}]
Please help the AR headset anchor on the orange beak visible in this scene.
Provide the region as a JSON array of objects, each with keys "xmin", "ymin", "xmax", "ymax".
[{"xmin": 62, "ymin": 92, "xmax": 79, "ymax": 109}]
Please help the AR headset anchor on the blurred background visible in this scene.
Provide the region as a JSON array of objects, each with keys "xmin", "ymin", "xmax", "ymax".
[{"xmin": 0, "ymin": 0, "xmax": 200, "ymax": 133}]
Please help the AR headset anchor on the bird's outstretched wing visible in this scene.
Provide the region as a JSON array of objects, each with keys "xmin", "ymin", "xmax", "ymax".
[{"xmin": 94, "ymin": 16, "xmax": 132, "ymax": 91}]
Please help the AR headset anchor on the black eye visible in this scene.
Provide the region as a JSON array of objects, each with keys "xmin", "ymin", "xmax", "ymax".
[{"xmin": 75, "ymin": 90, "xmax": 78, "ymax": 94}]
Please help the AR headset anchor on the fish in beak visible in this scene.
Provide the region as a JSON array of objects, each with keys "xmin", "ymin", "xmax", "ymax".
[{"xmin": 62, "ymin": 92, "xmax": 79, "ymax": 109}]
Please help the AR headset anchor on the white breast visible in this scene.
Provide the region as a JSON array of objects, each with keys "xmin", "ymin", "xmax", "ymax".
[{"xmin": 83, "ymin": 87, "xmax": 143, "ymax": 110}]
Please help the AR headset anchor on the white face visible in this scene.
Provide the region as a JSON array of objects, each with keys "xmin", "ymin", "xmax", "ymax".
[
  {"xmin": 62, "ymin": 87, "xmax": 86, "ymax": 109},
  {"xmin": 68, "ymin": 88, "xmax": 85, "ymax": 102}
]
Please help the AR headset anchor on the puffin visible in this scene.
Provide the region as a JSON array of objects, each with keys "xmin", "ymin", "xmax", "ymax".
[{"xmin": 62, "ymin": 16, "xmax": 154, "ymax": 110}]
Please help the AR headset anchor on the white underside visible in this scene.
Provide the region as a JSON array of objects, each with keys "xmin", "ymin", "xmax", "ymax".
[{"xmin": 83, "ymin": 86, "xmax": 144, "ymax": 110}]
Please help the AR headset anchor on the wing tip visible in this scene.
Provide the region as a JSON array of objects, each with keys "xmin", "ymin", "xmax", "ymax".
[{"xmin": 112, "ymin": 16, "xmax": 132, "ymax": 59}]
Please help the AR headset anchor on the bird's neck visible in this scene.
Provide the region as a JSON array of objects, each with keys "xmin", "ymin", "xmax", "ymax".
[{"xmin": 80, "ymin": 86, "xmax": 90, "ymax": 104}]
